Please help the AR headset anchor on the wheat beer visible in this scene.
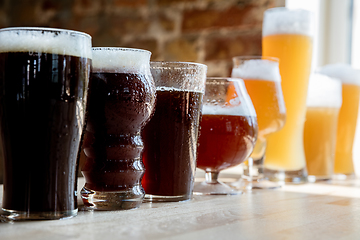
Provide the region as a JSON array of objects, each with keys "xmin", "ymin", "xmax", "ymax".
[
  {"xmin": 303, "ymin": 74, "xmax": 342, "ymax": 181},
  {"xmin": 318, "ymin": 64, "xmax": 360, "ymax": 178},
  {"xmin": 262, "ymin": 8, "xmax": 313, "ymax": 182}
]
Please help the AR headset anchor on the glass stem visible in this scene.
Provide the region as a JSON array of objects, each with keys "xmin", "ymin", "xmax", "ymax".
[{"xmin": 205, "ymin": 171, "xmax": 219, "ymax": 184}]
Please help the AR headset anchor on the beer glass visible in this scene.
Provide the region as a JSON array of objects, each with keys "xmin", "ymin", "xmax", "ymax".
[
  {"xmin": 194, "ymin": 77, "xmax": 258, "ymax": 195},
  {"xmin": 262, "ymin": 8, "xmax": 314, "ymax": 183},
  {"xmin": 318, "ymin": 64, "xmax": 360, "ymax": 179},
  {"xmin": 142, "ymin": 61, "xmax": 207, "ymax": 202},
  {"xmin": 81, "ymin": 48, "xmax": 156, "ymax": 210},
  {"xmin": 0, "ymin": 27, "xmax": 92, "ymax": 220},
  {"xmin": 304, "ymin": 73, "xmax": 342, "ymax": 182},
  {"xmin": 231, "ymin": 56, "xmax": 286, "ymax": 189}
]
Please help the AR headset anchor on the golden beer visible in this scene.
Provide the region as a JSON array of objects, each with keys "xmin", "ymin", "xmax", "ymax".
[
  {"xmin": 262, "ymin": 8, "xmax": 313, "ymax": 182},
  {"xmin": 304, "ymin": 107, "xmax": 339, "ymax": 178},
  {"xmin": 318, "ymin": 64, "xmax": 360, "ymax": 178},
  {"xmin": 334, "ymin": 84, "xmax": 360, "ymax": 175},
  {"xmin": 231, "ymin": 57, "xmax": 285, "ymax": 189},
  {"xmin": 303, "ymin": 74, "xmax": 342, "ymax": 181}
]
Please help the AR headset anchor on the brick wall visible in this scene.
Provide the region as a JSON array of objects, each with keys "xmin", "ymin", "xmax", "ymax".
[{"xmin": 0, "ymin": 0, "xmax": 285, "ymax": 76}]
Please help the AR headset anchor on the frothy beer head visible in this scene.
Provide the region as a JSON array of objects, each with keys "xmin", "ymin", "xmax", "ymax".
[
  {"xmin": 317, "ymin": 63, "xmax": 360, "ymax": 86},
  {"xmin": 306, "ymin": 73, "xmax": 342, "ymax": 108},
  {"xmin": 0, "ymin": 27, "xmax": 92, "ymax": 58},
  {"xmin": 263, "ymin": 7, "xmax": 314, "ymax": 37},
  {"xmin": 92, "ymin": 47, "xmax": 151, "ymax": 73},
  {"xmin": 231, "ymin": 58, "xmax": 281, "ymax": 82},
  {"xmin": 202, "ymin": 78, "xmax": 256, "ymax": 117}
]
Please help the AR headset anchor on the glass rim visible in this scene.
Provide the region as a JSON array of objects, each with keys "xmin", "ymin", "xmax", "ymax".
[
  {"xmin": 0, "ymin": 27, "xmax": 91, "ymax": 39},
  {"xmin": 150, "ymin": 61, "xmax": 207, "ymax": 70},
  {"xmin": 92, "ymin": 47, "xmax": 151, "ymax": 55},
  {"xmin": 232, "ymin": 56, "xmax": 279, "ymax": 62}
]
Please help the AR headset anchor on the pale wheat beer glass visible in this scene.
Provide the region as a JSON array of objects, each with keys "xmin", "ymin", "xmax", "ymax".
[
  {"xmin": 262, "ymin": 8, "xmax": 314, "ymax": 183},
  {"xmin": 318, "ymin": 64, "xmax": 360, "ymax": 179},
  {"xmin": 231, "ymin": 56, "xmax": 286, "ymax": 189},
  {"xmin": 304, "ymin": 73, "xmax": 342, "ymax": 182}
]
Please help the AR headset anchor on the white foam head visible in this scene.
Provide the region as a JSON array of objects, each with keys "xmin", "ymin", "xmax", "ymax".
[
  {"xmin": 263, "ymin": 7, "xmax": 314, "ymax": 37},
  {"xmin": 307, "ymin": 73, "xmax": 342, "ymax": 108},
  {"xmin": 231, "ymin": 59, "xmax": 281, "ymax": 82},
  {"xmin": 317, "ymin": 63, "xmax": 360, "ymax": 86},
  {"xmin": 202, "ymin": 78, "xmax": 257, "ymax": 117},
  {"xmin": 92, "ymin": 47, "xmax": 151, "ymax": 73},
  {"xmin": 0, "ymin": 27, "xmax": 92, "ymax": 58}
]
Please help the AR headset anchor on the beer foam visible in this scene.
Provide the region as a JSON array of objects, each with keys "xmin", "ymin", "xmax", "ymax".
[
  {"xmin": 306, "ymin": 73, "xmax": 342, "ymax": 108},
  {"xmin": 317, "ymin": 63, "xmax": 360, "ymax": 86},
  {"xmin": 92, "ymin": 47, "xmax": 151, "ymax": 73},
  {"xmin": 231, "ymin": 59, "xmax": 281, "ymax": 82},
  {"xmin": 202, "ymin": 105, "xmax": 256, "ymax": 117},
  {"xmin": 263, "ymin": 8, "xmax": 314, "ymax": 36},
  {"xmin": 0, "ymin": 27, "xmax": 92, "ymax": 58}
]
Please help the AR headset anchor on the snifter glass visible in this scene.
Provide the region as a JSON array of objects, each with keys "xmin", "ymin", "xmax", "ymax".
[
  {"xmin": 142, "ymin": 61, "xmax": 207, "ymax": 202},
  {"xmin": 0, "ymin": 27, "xmax": 92, "ymax": 220},
  {"xmin": 193, "ymin": 77, "xmax": 258, "ymax": 195},
  {"xmin": 231, "ymin": 56, "xmax": 286, "ymax": 190},
  {"xmin": 81, "ymin": 47, "xmax": 156, "ymax": 210}
]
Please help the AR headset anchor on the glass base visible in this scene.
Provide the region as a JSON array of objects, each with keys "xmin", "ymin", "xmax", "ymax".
[
  {"xmin": 230, "ymin": 178, "xmax": 282, "ymax": 190},
  {"xmin": 81, "ymin": 187, "xmax": 144, "ymax": 210},
  {"xmin": 144, "ymin": 193, "xmax": 192, "ymax": 202},
  {"xmin": 264, "ymin": 168, "xmax": 308, "ymax": 184},
  {"xmin": 307, "ymin": 175, "xmax": 332, "ymax": 183},
  {"xmin": 1, "ymin": 208, "xmax": 77, "ymax": 221},
  {"xmin": 193, "ymin": 181, "xmax": 243, "ymax": 195},
  {"xmin": 332, "ymin": 173, "xmax": 356, "ymax": 180}
]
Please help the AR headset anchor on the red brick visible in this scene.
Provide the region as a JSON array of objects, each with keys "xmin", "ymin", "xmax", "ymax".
[
  {"xmin": 122, "ymin": 39, "xmax": 159, "ymax": 60},
  {"xmin": 164, "ymin": 37, "xmax": 199, "ymax": 61},
  {"xmin": 110, "ymin": 15, "xmax": 150, "ymax": 35},
  {"xmin": 159, "ymin": 14, "xmax": 176, "ymax": 32},
  {"xmin": 205, "ymin": 31, "xmax": 262, "ymax": 61},
  {"xmin": 157, "ymin": 0, "xmax": 196, "ymax": 6},
  {"xmin": 182, "ymin": 5, "xmax": 262, "ymax": 32},
  {"xmin": 113, "ymin": 0, "xmax": 147, "ymax": 7}
]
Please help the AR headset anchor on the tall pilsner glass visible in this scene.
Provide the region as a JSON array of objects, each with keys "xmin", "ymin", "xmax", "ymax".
[
  {"xmin": 262, "ymin": 8, "xmax": 314, "ymax": 183},
  {"xmin": 318, "ymin": 64, "xmax": 360, "ymax": 179},
  {"xmin": 0, "ymin": 27, "xmax": 92, "ymax": 220}
]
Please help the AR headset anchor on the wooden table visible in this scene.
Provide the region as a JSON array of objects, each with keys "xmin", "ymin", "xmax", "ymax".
[{"xmin": 1, "ymin": 176, "xmax": 360, "ymax": 240}]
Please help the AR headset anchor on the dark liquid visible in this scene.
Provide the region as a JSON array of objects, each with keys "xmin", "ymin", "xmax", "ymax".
[
  {"xmin": 196, "ymin": 114, "xmax": 257, "ymax": 171},
  {"xmin": 82, "ymin": 72, "xmax": 155, "ymax": 192},
  {"xmin": 142, "ymin": 89, "xmax": 203, "ymax": 197},
  {"xmin": 0, "ymin": 52, "xmax": 90, "ymax": 213}
]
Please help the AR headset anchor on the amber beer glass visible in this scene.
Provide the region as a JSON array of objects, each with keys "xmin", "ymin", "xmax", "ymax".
[
  {"xmin": 231, "ymin": 57, "xmax": 286, "ymax": 189},
  {"xmin": 0, "ymin": 27, "xmax": 92, "ymax": 220},
  {"xmin": 194, "ymin": 78, "xmax": 258, "ymax": 195},
  {"xmin": 262, "ymin": 8, "xmax": 314, "ymax": 183},
  {"xmin": 303, "ymin": 74, "xmax": 342, "ymax": 182},
  {"xmin": 142, "ymin": 62, "xmax": 206, "ymax": 202},
  {"xmin": 318, "ymin": 64, "xmax": 360, "ymax": 179},
  {"xmin": 81, "ymin": 48, "xmax": 156, "ymax": 210}
]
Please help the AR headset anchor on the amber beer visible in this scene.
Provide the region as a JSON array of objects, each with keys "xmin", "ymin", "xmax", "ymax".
[
  {"xmin": 303, "ymin": 74, "xmax": 342, "ymax": 181},
  {"xmin": 197, "ymin": 110, "xmax": 257, "ymax": 172},
  {"xmin": 0, "ymin": 27, "xmax": 92, "ymax": 220},
  {"xmin": 318, "ymin": 64, "xmax": 360, "ymax": 178},
  {"xmin": 231, "ymin": 58, "xmax": 286, "ymax": 160},
  {"xmin": 262, "ymin": 8, "xmax": 313, "ymax": 182}
]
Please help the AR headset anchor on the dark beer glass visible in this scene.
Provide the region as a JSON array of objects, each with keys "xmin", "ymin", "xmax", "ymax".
[
  {"xmin": 81, "ymin": 47, "xmax": 156, "ymax": 210},
  {"xmin": 142, "ymin": 61, "xmax": 207, "ymax": 202},
  {"xmin": 194, "ymin": 78, "xmax": 258, "ymax": 195},
  {"xmin": 0, "ymin": 27, "xmax": 92, "ymax": 220}
]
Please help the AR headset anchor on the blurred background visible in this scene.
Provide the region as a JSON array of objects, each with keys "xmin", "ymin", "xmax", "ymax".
[{"xmin": 0, "ymin": 0, "xmax": 359, "ymax": 183}]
